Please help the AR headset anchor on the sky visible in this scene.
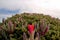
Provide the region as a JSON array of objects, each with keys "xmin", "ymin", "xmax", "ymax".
[{"xmin": 0, "ymin": 0, "xmax": 60, "ymax": 22}]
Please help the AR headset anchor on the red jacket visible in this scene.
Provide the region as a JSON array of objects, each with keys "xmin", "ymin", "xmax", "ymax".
[{"xmin": 28, "ymin": 24, "xmax": 34, "ymax": 34}]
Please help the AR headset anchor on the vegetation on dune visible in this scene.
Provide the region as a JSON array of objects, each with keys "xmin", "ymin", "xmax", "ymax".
[{"xmin": 0, "ymin": 13, "xmax": 60, "ymax": 40}]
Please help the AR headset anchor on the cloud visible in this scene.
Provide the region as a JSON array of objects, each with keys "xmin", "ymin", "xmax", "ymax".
[
  {"xmin": 0, "ymin": 0, "xmax": 60, "ymax": 22},
  {"xmin": 0, "ymin": 0, "xmax": 60, "ymax": 13},
  {"xmin": 0, "ymin": 14, "xmax": 12, "ymax": 22}
]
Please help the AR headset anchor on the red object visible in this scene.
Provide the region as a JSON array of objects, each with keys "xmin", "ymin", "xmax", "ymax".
[{"xmin": 28, "ymin": 24, "xmax": 34, "ymax": 34}]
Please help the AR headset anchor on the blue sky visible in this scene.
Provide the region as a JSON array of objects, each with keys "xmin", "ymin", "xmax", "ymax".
[
  {"xmin": 0, "ymin": 0, "xmax": 60, "ymax": 22},
  {"xmin": 0, "ymin": 8, "xmax": 20, "ymax": 22},
  {"xmin": 0, "ymin": 8, "xmax": 20, "ymax": 14}
]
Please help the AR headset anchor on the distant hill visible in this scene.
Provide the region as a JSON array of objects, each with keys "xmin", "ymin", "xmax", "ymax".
[{"xmin": 0, "ymin": 13, "xmax": 60, "ymax": 40}]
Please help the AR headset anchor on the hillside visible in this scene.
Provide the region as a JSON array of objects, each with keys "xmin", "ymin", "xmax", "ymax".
[{"xmin": 0, "ymin": 13, "xmax": 60, "ymax": 40}]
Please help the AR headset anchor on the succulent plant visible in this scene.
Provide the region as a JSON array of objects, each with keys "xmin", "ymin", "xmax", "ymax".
[
  {"xmin": 44, "ymin": 24, "xmax": 49, "ymax": 35},
  {"xmin": 0, "ymin": 26, "xmax": 3, "ymax": 31},
  {"xmin": 1, "ymin": 13, "xmax": 60, "ymax": 40},
  {"xmin": 39, "ymin": 20, "xmax": 49, "ymax": 36},
  {"xmin": 7, "ymin": 20, "xmax": 15, "ymax": 34},
  {"xmin": 0, "ymin": 26, "xmax": 10, "ymax": 40},
  {"xmin": 2, "ymin": 18, "xmax": 5, "ymax": 23},
  {"xmin": 36, "ymin": 32, "xmax": 40, "ymax": 40},
  {"xmin": 23, "ymin": 32, "xmax": 27, "ymax": 40}
]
